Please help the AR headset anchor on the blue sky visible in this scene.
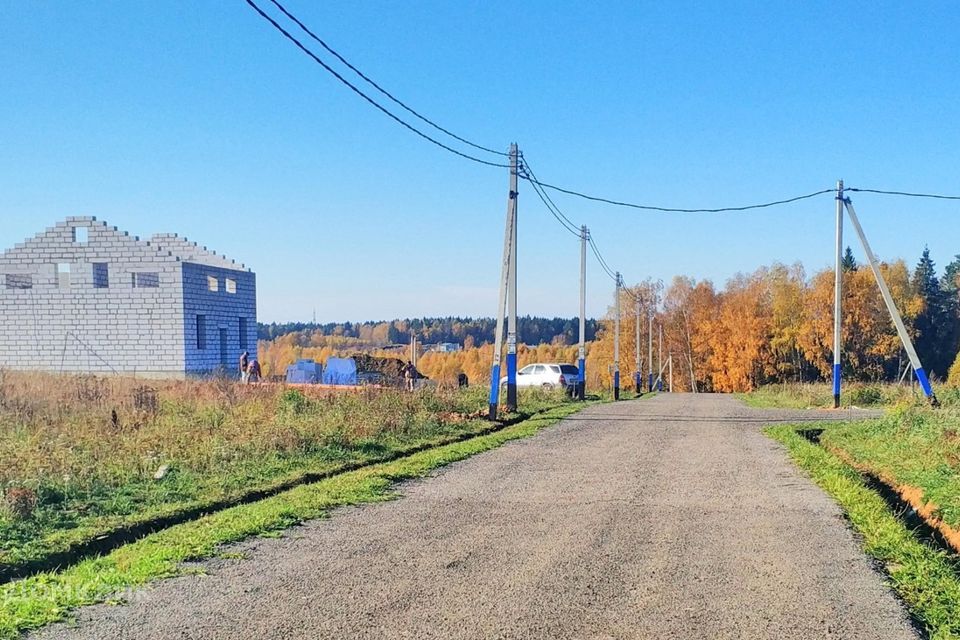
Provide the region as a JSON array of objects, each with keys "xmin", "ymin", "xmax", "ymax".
[{"xmin": 1, "ymin": 1, "xmax": 958, "ymax": 323}]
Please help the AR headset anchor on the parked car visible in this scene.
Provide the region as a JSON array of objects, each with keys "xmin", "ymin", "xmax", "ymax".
[{"xmin": 500, "ymin": 363, "xmax": 580, "ymax": 392}]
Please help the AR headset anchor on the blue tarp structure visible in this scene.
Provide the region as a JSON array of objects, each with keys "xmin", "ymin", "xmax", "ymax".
[
  {"xmin": 322, "ymin": 357, "xmax": 358, "ymax": 385},
  {"xmin": 285, "ymin": 359, "xmax": 322, "ymax": 384}
]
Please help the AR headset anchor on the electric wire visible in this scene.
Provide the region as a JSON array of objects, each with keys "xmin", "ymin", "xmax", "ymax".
[
  {"xmin": 265, "ymin": 0, "xmax": 507, "ymax": 158},
  {"xmin": 525, "ymin": 177, "xmax": 834, "ymax": 213},
  {"xmin": 846, "ymin": 188, "xmax": 960, "ymax": 201},
  {"xmin": 243, "ymin": 0, "xmax": 510, "ymax": 168},
  {"xmin": 519, "ymin": 157, "xmax": 581, "ymax": 234}
]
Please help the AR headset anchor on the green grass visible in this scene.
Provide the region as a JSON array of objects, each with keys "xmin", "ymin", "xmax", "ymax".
[
  {"xmin": 0, "ymin": 373, "xmax": 570, "ymax": 578},
  {"xmin": 819, "ymin": 406, "xmax": 960, "ymax": 530},
  {"xmin": 0, "ymin": 400, "xmax": 589, "ymax": 639},
  {"xmin": 741, "ymin": 382, "xmax": 922, "ymax": 409},
  {"xmin": 767, "ymin": 423, "xmax": 960, "ymax": 639}
]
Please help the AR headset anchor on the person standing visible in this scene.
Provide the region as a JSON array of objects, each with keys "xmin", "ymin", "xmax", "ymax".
[
  {"xmin": 403, "ymin": 361, "xmax": 416, "ymax": 392},
  {"xmin": 247, "ymin": 359, "xmax": 262, "ymax": 384},
  {"xmin": 239, "ymin": 351, "xmax": 250, "ymax": 383}
]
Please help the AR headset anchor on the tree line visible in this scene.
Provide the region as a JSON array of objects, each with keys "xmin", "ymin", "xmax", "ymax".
[
  {"xmin": 586, "ymin": 247, "xmax": 960, "ymax": 392},
  {"xmin": 258, "ymin": 316, "xmax": 599, "ymax": 348}
]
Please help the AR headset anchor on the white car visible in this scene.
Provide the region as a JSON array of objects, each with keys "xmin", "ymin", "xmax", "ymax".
[{"xmin": 501, "ymin": 363, "xmax": 580, "ymax": 391}]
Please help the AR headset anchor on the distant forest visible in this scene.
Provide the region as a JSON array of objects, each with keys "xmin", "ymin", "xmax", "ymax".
[{"xmin": 258, "ymin": 316, "xmax": 599, "ymax": 347}]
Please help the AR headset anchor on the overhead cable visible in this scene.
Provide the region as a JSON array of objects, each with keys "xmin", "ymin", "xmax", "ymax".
[
  {"xmin": 524, "ymin": 176, "xmax": 834, "ymax": 213},
  {"xmin": 846, "ymin": 188, "xmax": 960, "ymax": 201},
  {"xmin": 244, "ymin": 0, "xmax": 510, "ymax": 168},
  {"xmin": 265, "ymin": 0, "xmax": 507, "ymax": 158}
]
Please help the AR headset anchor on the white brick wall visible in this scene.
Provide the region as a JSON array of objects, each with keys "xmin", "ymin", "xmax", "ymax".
[{"xmin": 0, "ymin": 217, "xmax": 257, "ymax": 378}]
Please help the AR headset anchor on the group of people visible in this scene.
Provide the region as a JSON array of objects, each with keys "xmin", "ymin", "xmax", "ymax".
[{"xmin": 238, "ymin": 351, "xmax": 261, "ymax": 384}]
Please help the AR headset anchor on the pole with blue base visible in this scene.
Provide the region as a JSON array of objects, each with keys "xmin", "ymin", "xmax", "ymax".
[
  {"xmin": 578, "ymin": 226, "xmax": 588, "ymax": 400},
  {"xmin": 488, "ymin": 144, "xmax": 518, "ymax": 420},
  {"xmin": 833, "ymin": 180, "xmax": 844, "ymax": 408}
]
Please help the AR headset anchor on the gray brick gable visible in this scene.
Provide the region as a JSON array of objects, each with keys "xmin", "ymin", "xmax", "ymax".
[{"xmin": 0, "ymin": 217, "xmax": 257, "ymax": 378}]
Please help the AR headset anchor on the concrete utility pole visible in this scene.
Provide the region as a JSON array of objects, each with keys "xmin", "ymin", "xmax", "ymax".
[
  {"xmin": 668, "ymin": 354, "xmax": 673, "ymax": 392},
  {"xmin": 578, "ymin": 225, "xmax": 587, "ymax": 400},
  {"xmin": 506, "ymin": 143, "xmax": 519, "ymax": 412},
  {"xmin": 657, "ymin": 324, "xmax": 663, "ymax": 392},
  {"xmin": 634, "ymin": 295, "xmax": 642, "ymax": 393},
  {"xmin": 648, "ymin": 289, "xmax": 655, "ymax": 392},
  {"xmin": 843, "ymin": 197, "xmax": 940, "ymax": 406},
  {"xmin": 488, "ymin": 143, "xmax": 518, "ymax": 420},
  {"xmin": 614, "ymin": 272, "xmax": 621, "ymax": 401},
  {"xmin": 833, "ymin": 179, "xmax": 844, "ymax": 408}
]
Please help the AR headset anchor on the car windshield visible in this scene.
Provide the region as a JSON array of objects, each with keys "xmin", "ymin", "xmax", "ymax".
[{"xmin": 560, "ymin": 365, "xmax": 579, "ymax": 374}]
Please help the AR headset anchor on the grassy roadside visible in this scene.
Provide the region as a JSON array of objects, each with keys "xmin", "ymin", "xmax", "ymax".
[
  {"xmin": 767, "ymin": 424, "xmax": 960, "ymax": 639},
  {"xmin": 740, "ymin": 382, "xmax": 921, "ymax": 410},
  {"xmin": 818, "ymin": 406, "xmax": 960, "ymax": 533},
  {"xmin": 0, "ymin": 400, "xmax": 590, "ymax": 639},
  {"xmin": 0, "ymin": 374, "xmax": 566, "ymax": 578}
]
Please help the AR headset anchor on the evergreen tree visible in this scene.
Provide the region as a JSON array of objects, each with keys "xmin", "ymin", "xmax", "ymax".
[
  {"xmin": 841, "ymin": 246, "xmax": 858, "ymax": 272},
  {"xmin": 911, "ymin": 247, "xmax": 951, "ymax": 377},
  {"xmin": 940, "ymin": 254, "xmax": 960, "ymax": 371}
]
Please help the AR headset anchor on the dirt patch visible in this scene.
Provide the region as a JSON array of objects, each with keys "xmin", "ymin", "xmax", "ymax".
[{"xmin": 825, "ymin": 443, "xmax": 960, "ymax": 555}]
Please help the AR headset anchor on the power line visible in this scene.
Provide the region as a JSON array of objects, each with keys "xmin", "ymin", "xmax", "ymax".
[
  {"xmin": 846, "ymin": 187, "xmax": 960, "ymax": 201},
  {"xmin": 519, "ymin": 158, "xmax": 580, "ymax": 234},
  {"xmin": 265, "ymin": 0, "xmax": 506, "ymax": 158},
  {"xmin": 520, "ymin": 159, "xmax": 581, "ymax": 237},
  {"xmin": 525, "ymin": 176, "xmax": 834, "ymax": 213},
  {"xmin": 243, "ymin": 0, "xmax": 510, "ymax": 168}
]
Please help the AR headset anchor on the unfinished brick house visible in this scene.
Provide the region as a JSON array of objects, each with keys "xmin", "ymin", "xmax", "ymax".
[{"xmin": 0, "ymin": 216, "xmax": 257, "ymax": 378}]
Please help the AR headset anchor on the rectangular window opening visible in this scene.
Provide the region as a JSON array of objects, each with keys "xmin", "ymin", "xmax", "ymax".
[
  {"xmin": 207, "ymin": 275, "xmax": 219, "ymax": 292},
  {"xmin": 93, "ymin": 263, "xmax": 109, "ymax": 288},
  {"xmin": 239, "ymin": 317, "xmax": 247, "ymax": 348},
  {"xmin": 225, "ymin": 278, "xmax": 236, "ymax": 294},
  {"xmin": 197, "ymin": 315, "xmax": 207, "ymax": 350},
  {"xmin": 132, "ymin": 272, "xmax": 159, "ymax": 288},
  {"xmin": 56, "ymin": 263, "xmax": 71, "ymax": 289},
  {"xmin": 73, "ymin": 226, "xmax": 88, "ymax": 243},
  {"xmin": 5, "ymin": 274, "xmax": 33, "ymax": 289}
]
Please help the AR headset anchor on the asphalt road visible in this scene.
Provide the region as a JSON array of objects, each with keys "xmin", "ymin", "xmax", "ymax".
[{"xmin": 34, "ymin": 394, "xmax": 920, "ymax": 639}]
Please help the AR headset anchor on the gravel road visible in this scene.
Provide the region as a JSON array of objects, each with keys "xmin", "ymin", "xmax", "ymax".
[{"xmin": 33, "ymin": 394, "xmax": 920, "ymax": 639}]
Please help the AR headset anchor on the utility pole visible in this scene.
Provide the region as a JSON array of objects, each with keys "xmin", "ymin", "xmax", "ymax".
[
  {"xmin": 833, "ymin": 179, "xmax": 844, "ymax": 408},
  {"xmin": 648, "ymin": 289, "xmax": 654, "ymax": 392},
  {"xmin": 488, "ymin": 143, "xmax": 518, "ymax": 420},
  {"xmin": 614, "ymin": 272, "xmax": 621, "ymax": 401},
  {"xmin": 657, "ymin": 324, "xmax": 663, "ymax": 392},
  {"xmin": 578, "ymin": 225, "xmax": 587, "ymax": 400},
  {"xmin": 506, "ymin": 143, "xmax": 519, "ymax": 412},
  {"xmin": 635, "ymin": 295, "xmax": 642, "ymax": 393},
  {"xmin": 843, "ymin": 197, "xmax": 939, "ymax": 406},
  {"xmin": 668, "ymin": 354, "xmax": 673, "ymax": 392}
]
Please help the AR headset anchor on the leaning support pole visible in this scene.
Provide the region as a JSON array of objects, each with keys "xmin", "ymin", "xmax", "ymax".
[
  {"xmin": 488, "ymin": 146, "xmax": 517, "ymax": 420},
  {"xmin": 505, "ymin": 143, "xmax": 519, "ymax": 413},
  {"xmin": 833, "ymin": 179, "xmax": 844, "ymax": 408},
  {"xmin": 578, "ymin": 226, "xmax": 587, "ymax": 400},
  {"xmin": 843, "ymin": 197, "xmax": 940, "ymax": 406},
  {"xmin": 614, "ymin": 273, "xmax": 622, "ymax": 400}
]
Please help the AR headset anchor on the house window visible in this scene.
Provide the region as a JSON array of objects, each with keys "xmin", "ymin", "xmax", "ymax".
[
  {"xmin": 225, "ymin": 278, "xmax": 236, "ymax": 294},
  {"xmin": 239, "ymin": 317, "xmax": 247, "ymax": 348},
  {"xmin": 4, "ymin": 274, "xmax": 32, "ymax": 289},
  {"xmin": 56, "ymin": 263, "xmax": 71, "ymax": 289},
  {"xmin": 197, "ymin": 315, "xmax": 207, "ymax": 350},
  {"xmin": 132, "ymin": 272, "xmax": 159, "ymax": 288},
  {"xmin": 207, "ymin": 276, "xmax": 218, "ymax": 292},
  {"xmin": 73, "ymin": 226, "xmax": 88, "ymax": 243},
  {"xmin": 93, "ymin": 263, "xmax": 109, "ymax": 288}
]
